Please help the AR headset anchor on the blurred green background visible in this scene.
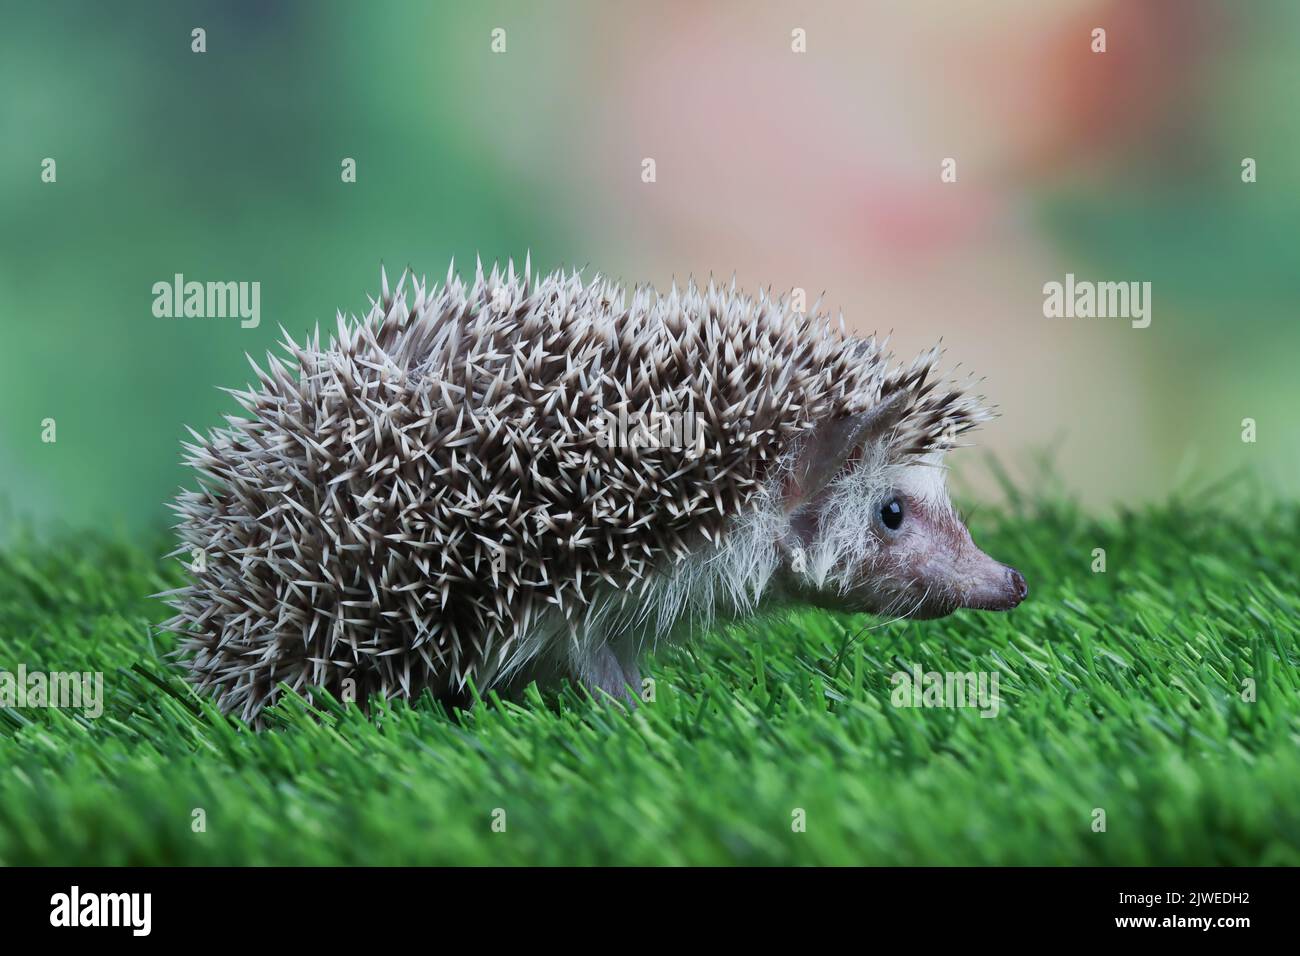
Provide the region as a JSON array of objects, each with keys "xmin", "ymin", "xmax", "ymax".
[{"xmin": 2, "ymin": 0, "xmax": 1297, "ymax": 537}]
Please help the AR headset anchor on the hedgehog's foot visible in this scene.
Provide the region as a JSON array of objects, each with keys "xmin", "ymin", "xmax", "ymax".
[{"xmin": 580, "ymin": 645, "xmax": 641, "ymax": 706}]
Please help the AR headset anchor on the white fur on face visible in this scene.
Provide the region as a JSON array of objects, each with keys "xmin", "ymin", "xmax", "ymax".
[{"xmin": 796, "ymin": 447, "xmax": 952, "ymax": 596}]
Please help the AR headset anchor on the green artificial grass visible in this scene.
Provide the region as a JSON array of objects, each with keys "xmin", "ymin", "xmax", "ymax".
[{"xmin": 1, "ymin": 488, "xmax": 1298, "ymax": 865}]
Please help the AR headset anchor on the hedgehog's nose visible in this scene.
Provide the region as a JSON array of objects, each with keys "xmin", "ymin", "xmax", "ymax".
[{"xmin": 1007, "ymin": 567, "xmax": 1028, "ymax": 606}]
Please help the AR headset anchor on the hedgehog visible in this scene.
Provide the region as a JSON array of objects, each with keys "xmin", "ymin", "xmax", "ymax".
[{"xmin": 163, "ymin": 258, "xmax": 1026, "ymax": 723}]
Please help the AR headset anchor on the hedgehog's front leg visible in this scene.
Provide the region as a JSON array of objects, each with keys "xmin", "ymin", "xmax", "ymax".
[{"xmin": 578, "ymin": 644, "xmax": 641, "ymax": 705}]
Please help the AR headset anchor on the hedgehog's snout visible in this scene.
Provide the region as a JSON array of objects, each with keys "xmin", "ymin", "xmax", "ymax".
[
  {"xmin": 957, "ymin": 553, "xmax": 1028, "ymax": 612},
  {"xmin": 980, "ymin": 563, "xmax": 1028, "ymax": 610}
]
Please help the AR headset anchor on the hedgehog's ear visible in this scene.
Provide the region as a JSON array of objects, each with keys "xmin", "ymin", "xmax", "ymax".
[{"xmin": 783, "ymin": 390, "xmax": 910, "ymax": 511}]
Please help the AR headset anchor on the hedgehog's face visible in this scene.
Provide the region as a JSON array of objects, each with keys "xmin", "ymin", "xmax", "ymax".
[
  {"xmin": 780, "ymin": 399, "xmax": 1026, "ymax": 620},
  {"xmin": 843, "ymin": 479, "xmax": 1026, "ymax": 619}
]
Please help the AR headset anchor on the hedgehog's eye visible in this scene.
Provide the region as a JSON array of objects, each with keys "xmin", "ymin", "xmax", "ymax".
[{"xmin": 880, "ymin": 496, "xmax": 904, "ymax": 531}]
